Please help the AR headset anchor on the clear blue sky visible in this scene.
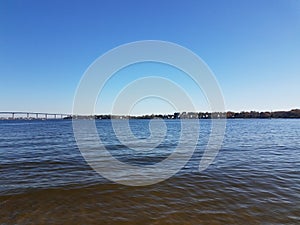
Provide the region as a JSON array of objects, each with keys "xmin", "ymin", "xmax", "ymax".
[{"xmin": 1, "ymin": 0, "xmax": 299, "ymax": 114}]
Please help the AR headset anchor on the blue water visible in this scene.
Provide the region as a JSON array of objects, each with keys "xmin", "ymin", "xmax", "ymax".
[{"xmin": 1, "ymin": 119, "xmax": 300, "ymax": 224}]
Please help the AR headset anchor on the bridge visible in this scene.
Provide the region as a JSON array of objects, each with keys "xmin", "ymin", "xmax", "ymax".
[{"xmin": 0, "ymin": 112, "xmax": 72, "ymax": 120}]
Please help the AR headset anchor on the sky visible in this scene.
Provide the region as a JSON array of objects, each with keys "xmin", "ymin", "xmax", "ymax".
[{"xmin": 1, "ymin": 0, "xmax": 299, "ymax": 114}]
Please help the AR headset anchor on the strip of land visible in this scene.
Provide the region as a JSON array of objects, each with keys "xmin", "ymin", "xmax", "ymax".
[{"xmin": 67, "ymin": 109, "xmax": 300, "ymax": 119}]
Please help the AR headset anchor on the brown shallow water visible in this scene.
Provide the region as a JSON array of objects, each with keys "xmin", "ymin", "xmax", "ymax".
[
  {"xmin": 2, "ymin": 170, "xmax": 300, "ymax": 225},
  {"xmin": 1, "ymin": 119, "xmax": 300, "ymax": 224}
]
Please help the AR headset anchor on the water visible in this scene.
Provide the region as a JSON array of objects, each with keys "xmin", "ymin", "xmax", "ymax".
[{"xmin": 1, "ymin": 119, "xmax": 300, "ymax": 224}]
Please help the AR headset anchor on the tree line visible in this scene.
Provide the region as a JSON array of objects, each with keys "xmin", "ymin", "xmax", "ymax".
[
  {"xmin": 226, "ymin": 109, "xmax": 300, "ymax": 119},
  {"xmin": 67, "ymin": 109, "xmax": 300, "ymax": 119}
]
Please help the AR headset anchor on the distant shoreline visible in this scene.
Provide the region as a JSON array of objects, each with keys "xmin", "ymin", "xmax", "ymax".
[
  {"xmin": 67, "ymin": 109, "xmax": 300, "ymax": 120},
  {"xmin": 1, "ymin": 109, "xmax": 299, "ymax": 120}
]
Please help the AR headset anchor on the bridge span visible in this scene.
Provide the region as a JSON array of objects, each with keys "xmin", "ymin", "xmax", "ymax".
[{"xmin": 0, "ymin": 112, "xmax": 72, "ymax": 120}]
